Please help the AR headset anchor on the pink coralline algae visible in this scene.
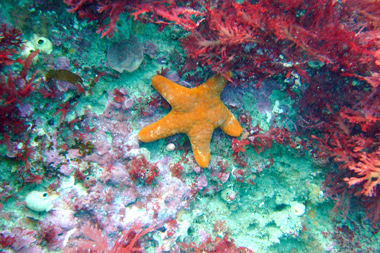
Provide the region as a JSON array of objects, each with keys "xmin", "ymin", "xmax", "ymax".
[
  {"xmin": 55, "ymin": 56, "xmax": 70, "ymax": 70},
  {"xmin": 142, "ymin": 41, "xmax": 158, "ymax": 58},
  {"xmin": 34, "ymin": 74, "xmax": 196, "ymax": 250},
  {"xmin": 82, "ymin": 122, "xmax": 138, "ymax": 167},
  {"xmin": 0, "ymin": 228, "xmax": 43, "ymax": 253},
  {"xmin": 44, "ymin": 149, "xmax": 65, "ymax": 167},
  {"xmin": 45, "ymin": 208, "xmax": 77, "ymax": 231},
  {"xmin": 58, "ymin": 164, "xmax": 74, "ymax": 176},
  {"xmin": 42, "ymin": 154, "xmax": 191, "ymax": 247},
  {"xmin": 255, "ymin": 100, "xmax": 272, "ymax": 114},
  {"xmin": 37, "ymin": 209, "xmax": 78, "ymax": 251},
  {"xmin": 216, "ymin": 171, "xmax": 230, "ymax": 184},
  {"xmin": 6, "ymin": 141, "xmax": 20, "ymax": 158},
  {"xmin": 36, "ymin": 90, "xmax": 192, "ymax": 248},
  {"xmin": 92, "ymin": 130, "xmax": 112, "ymax": 156},
  {"xmin": 107, "ymin": 36, "xmax": 144, "ymax": 73},
  {"xmin": 197, "ymin": 174, "xmax": 208, "ymax": 189},
  {"xmin": 17, "ymin": 103, "xmax": 33, "ymax": 117}
]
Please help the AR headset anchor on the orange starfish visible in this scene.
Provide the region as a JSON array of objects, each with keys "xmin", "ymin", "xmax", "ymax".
[{"xmin": 138, "ymin": 71, "xmax": 243, "ymax": 168}]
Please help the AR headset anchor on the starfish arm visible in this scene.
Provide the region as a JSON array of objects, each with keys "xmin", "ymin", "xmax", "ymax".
[
  {"xmin": 188, "ymin": 125, "xmax": 214, "ymax": 168},
  {"xmin": 199, "ymin": 71, "xmax": 232, "ymax": 95},
  {"xmin": 139, "ymin": 112, "xmax": 184, "ymax": 142},
  {"xmin": 220, "ymin": 110, "xmax": 243, "ymax": 137},
  {"xmin": 152, "ymin": 75, "xmax": 195, "ymax": 111}
]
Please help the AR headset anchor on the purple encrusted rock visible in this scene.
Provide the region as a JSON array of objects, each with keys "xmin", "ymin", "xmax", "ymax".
[{"xmin": 55, "ymin": 57, "xmax": 70, "ymax": 70}]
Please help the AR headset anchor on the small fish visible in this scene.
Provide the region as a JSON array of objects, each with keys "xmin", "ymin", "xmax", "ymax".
[
  {"xmin": 46, "ymin": 69, "xmax": 84, "ymax": 93},
  {"xmin": 46, "ymin": 69, "xmax": 82, "ymax": 84}
]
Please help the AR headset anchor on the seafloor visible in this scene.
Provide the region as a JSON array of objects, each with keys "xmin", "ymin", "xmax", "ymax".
[{"xmin": 1, "ymin": 1, "xmax": 380, "ymax": 253}]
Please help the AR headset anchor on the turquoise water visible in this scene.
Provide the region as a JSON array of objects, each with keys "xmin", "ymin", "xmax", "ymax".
[{"xmin": 1, "ymin": 1, "xmax": 380, "ymax": 252}]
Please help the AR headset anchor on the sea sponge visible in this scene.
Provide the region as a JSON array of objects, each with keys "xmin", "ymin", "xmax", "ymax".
[
  {"xmin": 290, "ymin": 202, "xmax": 306, "ymax": 216},
  {"xmin": 30, "ymin": 34, "xmax": 53, "ymax": 54},
  {"xmin": 21, "ymin": 34, "xmax": 53, "ymax": 58},
  {"xmin": 107, "ymin": 35, "xmax": 143, "ymax": 73},
  {"xmin": 20, "ymin": 41, "xmax": 36, "ymax": 58},
  {"xmin": 25, "ymin": 190, "xmax": 56, "ymax": 212},
  {"xmin": 220, "ymin": 188, "xmax": 237, "ymax": 204}
]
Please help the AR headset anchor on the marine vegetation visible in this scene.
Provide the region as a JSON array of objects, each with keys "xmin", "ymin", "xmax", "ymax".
[{"xmin": 0, "ymin": 0, "xmax": 380, "ymax": 252}]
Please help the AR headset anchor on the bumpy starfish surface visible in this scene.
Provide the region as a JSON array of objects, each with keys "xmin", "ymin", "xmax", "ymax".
[{"xmin": 138, "ymin": 71, "xmax": 243, "ymax": 168}]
